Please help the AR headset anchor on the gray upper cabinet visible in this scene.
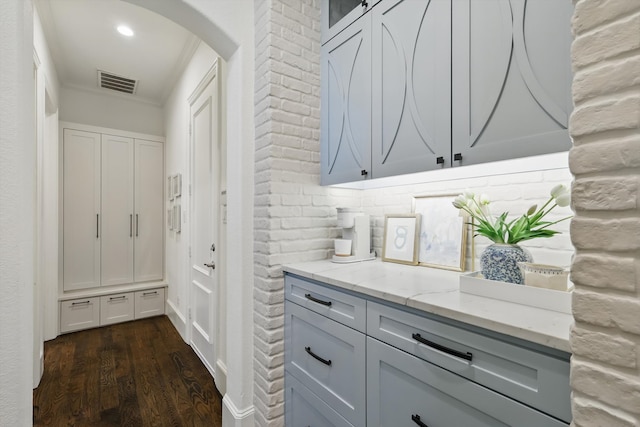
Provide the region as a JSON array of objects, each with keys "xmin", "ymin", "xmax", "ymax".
[
  {"xmin": 451, "ymin": 0, "xmax": 574, "ymax": 166},
  {"xmin": 371, "ymin": 0, "xmax": 451, "ymax": 178},
  {"xmin": 321, "ymin": 0, "xmax": 574, "ymax": 185},
  {"xmin": 322, "ymin": 0, "xmax": 381, "ymax": 45},
  {"xmin": 321, "ymin": 13, "xmax": 372, "ymax": 185}
]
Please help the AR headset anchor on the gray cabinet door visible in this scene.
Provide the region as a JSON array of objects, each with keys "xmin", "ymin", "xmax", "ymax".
[
  {"xmin": 371, "ymin": 0, "xmax": 451, "ymax": 177},
  {"xmin": 367, "ymin": 337, "xmax": 568, "ymax": 427},
  {"xmin": 321, "ymin": 13, "xmax": 372, "ymax": 185},
  {"xmin": 322, "ymin": 0, "xmax": 382, "ymax": 45},
  {"xmin": 452, "ymin": 0, "xmax": 573, "ymax": 166}
]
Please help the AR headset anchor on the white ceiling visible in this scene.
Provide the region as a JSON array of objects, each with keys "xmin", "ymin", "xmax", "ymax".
[{"xmin": 35, "ymin": 0, "xmax": 200, "ymax": 105}]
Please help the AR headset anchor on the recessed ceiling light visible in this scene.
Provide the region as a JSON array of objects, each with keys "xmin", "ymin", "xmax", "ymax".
[{"xmin": 117, "ymin": 25, "xmax": 134, "ymax": 37}]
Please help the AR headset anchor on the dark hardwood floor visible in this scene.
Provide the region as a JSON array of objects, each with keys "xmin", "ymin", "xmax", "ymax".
[{"xmin": 33, "ymin": 316, "xmax": 222, "ymax": 427}]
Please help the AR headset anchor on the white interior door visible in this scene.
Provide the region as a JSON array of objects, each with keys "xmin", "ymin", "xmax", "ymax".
[{"xmin": 189, "ymin": 62, "xmax": 220, "ymax": 375}]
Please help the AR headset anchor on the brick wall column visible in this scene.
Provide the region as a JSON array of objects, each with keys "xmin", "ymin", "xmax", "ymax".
[{"xmin": 569, "ymin": 2, "xmax": 640, "ymax": 426}]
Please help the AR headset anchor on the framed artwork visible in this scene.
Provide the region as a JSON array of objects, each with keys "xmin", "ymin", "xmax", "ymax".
[
  {"xmin": 382, "ymin": 214, "xmax": 420, "ymax": 265},
  {"xmin": 173, "ymin": 173, "xmax": 182, "ymax": 198},
  {"xmin": 168, "ymin": 176, "xmax": 174, "ymax": 201},
  {"xmin": 173, "ymin": 204, "xmax": 181, "ymax": 233},
  {"xmin": 413, "ymin": 194, "xmax": 467, "ymax": 271}
]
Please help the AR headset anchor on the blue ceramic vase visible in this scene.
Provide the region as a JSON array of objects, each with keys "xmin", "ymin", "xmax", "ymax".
[{"xmin": 480, "ymin": 244, "xmax": 533, "ymax": 284}]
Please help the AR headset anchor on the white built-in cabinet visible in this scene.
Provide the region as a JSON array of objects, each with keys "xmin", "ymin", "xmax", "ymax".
[
  {"xmin": 62, "ymin": 127, "xmax": 164, "ymax": 291},
  {"xmin": 321, "ymin": 0, "xmax": 574, "ymax": 184}
]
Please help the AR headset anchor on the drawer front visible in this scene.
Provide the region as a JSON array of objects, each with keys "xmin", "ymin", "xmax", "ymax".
[
  {"xmin": 367, "ymin": 301, "xmax": 571, "ymax": 422},
  {"xmin": 100, "ymin": 293, "xmax": 134, "ymax": 326},
  {"xmin": 285, "ymin": 301, "xmax": 366, "ymax": 427},
  {"xmin": 285, "ymin": 274, "xmax": 366, "ymax": 332},
  {"xmin": 285, "ymin": 373, "xmax": 353, "ymax": 427},
  {"xmin": 60, "ymin": 297, "xmax": 100, "ymax": 333},
  {"xmin": 367, "ymin": 337, "xmax": 568, "ymax": 427},
  {"xmin": 134, "ymin": 288, "xmax": 165, "ymax": 319}
]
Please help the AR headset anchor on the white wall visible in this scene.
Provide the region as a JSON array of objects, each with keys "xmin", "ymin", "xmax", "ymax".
[
  {"xmin": 59, "ymin": 85, "xmax": 164, "ymax": 136},
  {"xmin": 0, "ymin": 0, "xmax": 35, "ymax": 424}
]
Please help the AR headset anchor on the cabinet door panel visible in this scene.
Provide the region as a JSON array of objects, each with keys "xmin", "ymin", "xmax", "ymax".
[
  {"xmin": 285, "ymin": 373, "xmax": 353, "ymax": 427},
  {"xmin": 134, "ymin": 139, "xmax": 164, "ymax": 282},
  {"xmin": 367, "ymin": 337, "xmax": 567, "ymax": 427},
  {"xmin": 321, "ymin": 14, "xmax": 372, "ymax": 185},
  {"xmin": 63, "ymin": 129, "xmax": 101, "ymax": 291},
  {"xmin": 372, "ymin": 0, "xmax": 451, "ymax": 177},
  {"xmin": 100, "ymin": 293, "xmax": 134, "ymax": 326},
  {"xmin": 452, "ymin": 0, "xmax": 573, "ymax": 166},
  {"xmin": 101, "ymin": 134, "xmax": 134, "ymax": 286},
  {"xmin": 322, "ymin": 0, "xmax": 382, "ymax": 45}
]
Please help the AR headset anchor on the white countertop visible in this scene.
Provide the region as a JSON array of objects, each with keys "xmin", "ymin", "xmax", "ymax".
[{"xmin": 283, "ymin": 259, "xmax": 573, "ymax": 353}]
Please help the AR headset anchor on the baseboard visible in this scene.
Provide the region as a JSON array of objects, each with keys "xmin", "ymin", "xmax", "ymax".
[
  {"xmin": 166, "ymin": 298, "xmax": 187, "ymax": 342},
  {"xmin": 215, "ymin": 359, "xmax": 227, "ymax": 395},
  {"xmin": 222, "ymin": 394, "xmax": 254, "ymax": 427}
]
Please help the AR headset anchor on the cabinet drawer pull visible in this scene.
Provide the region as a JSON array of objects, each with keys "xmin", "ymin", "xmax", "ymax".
[
  {"xmin": 304, "ymin": 346, "xmax": 332, "ymax": 366},
  {"xmin": 130, "ymin": 214, "xmax": 133, "ymax": 237},
  {"xmin": 412, "ymin": 333, "xmax": 472, "ymax": 362},
  {"xmin": 109, "ymin": 296, "xmax": 127, "ymax": 301},
  {"xmin": 412, "ymin": 414, "xmax": 429, "ymax": 427},
  {"xmin": 436, "ymin": 156, "xmax": 444, "ymax": 165},
  {"xmin": 304, "ymin": 293, "xmax": 332, "ymax": 307},
  {"xmin": 96, "ymin": 214, "xmax": 99, "ymax": 238},
  {"xmin": 136, "ymin": 214, "xmax": 139, "ymax": 237},
  {"xmin": 71, "ymin": 300, "xmax": 91, "ymax": 306},
  {"xmin": 142, "ymin": 291, "xmax": 158, "ymax": 296}
]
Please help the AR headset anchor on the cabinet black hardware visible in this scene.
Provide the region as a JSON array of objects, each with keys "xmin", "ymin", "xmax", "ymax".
[
  {"xmin": 454, "ymin": 153, "xmax": 463, "ymax": 161},
  {"xmin": 305, "ymin": 346, "xmax": 332, "ymax": 366},
  {"xmin": 109, "ymin": 296, "xmax": 126, "ymax": 301},
  {"xmin": 361, "ymin": 0, "xmax": 368, "ymax": 8},
  {"xmin": 142, "ymin": 291, "xmax": 158, "ymax": 296},
  {"xmin": 204, "ymin": 262, "xmax": 216, "ymax": 269},
  {"xmin": 412, "ymin": 414, "xmax": 429, "ymax": 427},
  {"xmin": 130, "ymin": 214, "xmax": 133, "ymax": 237},
  {"xmin": 71, "ymin": 300, "xmax": 91, "ymax": 306},
  {"xmin": 304, "ymin": 293, "xmax": 332, "ymax": 306},
  {"xmin": 436, "ymin": 156, "xmax": 444, "ymax": 165},
  {"xmin": 361, "ymin": 169, "xmax": 368, "ymax": 176},
  {"xmin": 96, "ymin": 214, "xmax": 99, "ymax": 238},
  {"xmin": 136, "ymin": 214, "xmax": 139, "ymax": 237},
  {"xmin": 412, "ymin": 333, "xmax": 473, "ymax": 361}
]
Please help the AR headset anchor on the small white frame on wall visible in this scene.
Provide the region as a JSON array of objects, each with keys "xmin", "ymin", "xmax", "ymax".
[
  {"xmin": 173, "ymin": 173, "xmax": 181, "ymax": 198},
  {"xmin": 382, "ymin": 214, "xmax": 421, "ymax": 265}
]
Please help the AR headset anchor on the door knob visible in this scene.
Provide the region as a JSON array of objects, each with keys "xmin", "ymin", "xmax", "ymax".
[
  {"xmin": 204, "ymin": 262, "xmax": 215, "ymax": 269},
  {"xmin": 211, "ymin": 243, "xmax": 216, "ymax": 252}
]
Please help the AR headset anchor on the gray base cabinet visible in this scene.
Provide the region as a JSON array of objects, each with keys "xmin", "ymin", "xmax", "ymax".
[{"xmin": 284, "ymin": 273, "xmax": 571, "ymax": 426}]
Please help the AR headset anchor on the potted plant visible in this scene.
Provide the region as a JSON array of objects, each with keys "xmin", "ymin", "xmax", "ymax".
[{"xmin": 452, "ymin": 185, "xmax": 572, "ymax": 284}]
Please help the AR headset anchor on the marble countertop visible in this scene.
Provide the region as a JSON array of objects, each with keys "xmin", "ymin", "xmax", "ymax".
[{"xmin": 283, "ymin": 259, "xmax": 573, "ymax": 353}]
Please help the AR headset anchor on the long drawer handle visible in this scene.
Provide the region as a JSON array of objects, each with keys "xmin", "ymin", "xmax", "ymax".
[
  {"xmin": 304, "ymin": 293, "xmax": 332, "ymax": 307},
  {"xmin": 130, "ymin": 214, "xmax": 133, "ymax": 237},
  {"xmin": 109, "ymin": 296, "xmax": 127, "ymax": 301},
  {"xmin": 71, "ymin": 300, "xmax": 91, "ymax": 306},
  {"xmin": 96, "ymin": 214, "xmax": 99, "ymax": 238},
  {"xmin": 304, "ymin": 346, "xmax": 332, "ymax": 366},
  {"xmin": 412, "ymin": 333, "xmax": 472, "ymax": 362},
  {"xmin": 136, "ymin": 214, "xmax": 139, "ymax": 237},
  {"xmin": 142, "ymin": 291, "xmax": 158, "ymax": 296},
  {"xmin": 412, "ymin": 414, "xmax": 429, "ymax": 427}
]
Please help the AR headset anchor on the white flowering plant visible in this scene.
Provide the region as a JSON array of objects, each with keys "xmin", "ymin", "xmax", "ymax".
[{"xmin": 452, "ymin": 184, "xmax": 572, "ymax": 244}]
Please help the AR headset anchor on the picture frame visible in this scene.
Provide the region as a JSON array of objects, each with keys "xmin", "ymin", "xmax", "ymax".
[
  {"xmin": 173, "ymin": 204, "xmax": 181, "ymax": 233},
  {"xmin": 412, "ymin": 194, "xmax": 467, "ymax": 271},
  {"xmin": 168, "ymin": 176, "xmax": 174, "ymax": 201},
  {"xmin": 173, "ymin": 173, "xmax": 181, "ymax": 198},
  {"xmin": 382, "ymin": 214, "xmax": 421, "ymax": 265}
]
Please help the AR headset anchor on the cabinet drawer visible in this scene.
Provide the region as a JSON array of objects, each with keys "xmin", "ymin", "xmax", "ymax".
[
  {"xmin": 367, "ymin": 337, "xmax": 567, "ymax": 427},
  {"xmin": 134, "ymin": 288, "xmax": 165, "ymax": 319},
  {"xmin": 285, "ymin": 274, "xmax": 366, "ymax": 332},
  {"xmin": 100, "ymin": 292, "xmax": 134, "ymax": 326},
  {"xmin": 60, "ymin": 297, "xmax": 100, "ymax": 333},
  {"xmin": 285, "ymin": 301, "xmax": 366, "ymax": 427},
  {"xmin": 285, "ymin": 373, "xmax": 353, "ymax": 427},
  {"xmin": 367, "ymin": 301, "xmax": 571, "ymax": 422}
]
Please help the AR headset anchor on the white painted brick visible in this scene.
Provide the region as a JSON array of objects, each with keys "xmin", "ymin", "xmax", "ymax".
[
  {"xmin": 571, "ymin": 253, "xmax": 637, "ymax": 292},
  {"xmin": 572, "ymin": 358, "xmax": 640, "ymax": 415},
  {"xmin": 572, "ymin": 396, "xmax": 638, "ymax": 427},
  {"xmin": 573, "ymin": 56, "xmax": 640, "ymax": 105},
  {"xmin": 573, "ymin": 177, "xmax": 638, "ymax": 211},
  {"xmin": 572, "ymin": 217, "xmax": 640, "ymax": 251},
  {"xmin": 570, "ymin": 325, "xmax": 637, "ymax": 368},
  {"xmin": 569, "ymin": 135, "xmax": 640, "ymax": 174},
  {"xmin": 572, "ymin": 12, "xmax": 640, "ymax": 69},
  {"xmin": 573, "ymin": 0, "xmax": 640, "ymax": 35},
  {"xmin": 573, "ymin": 289, "xmax": 640, "ymax": 335},
  {"xmin": 570, "ymin": 95, "xmax": 640, "ymax": 138}
]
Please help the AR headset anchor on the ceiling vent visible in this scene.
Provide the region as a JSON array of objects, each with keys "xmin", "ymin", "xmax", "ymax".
[{"xmin": 98, "ymin": 70, "xmax": 138, "ymax": 95}]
